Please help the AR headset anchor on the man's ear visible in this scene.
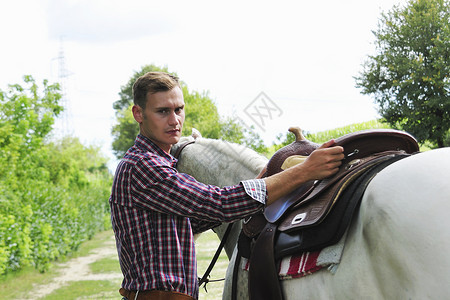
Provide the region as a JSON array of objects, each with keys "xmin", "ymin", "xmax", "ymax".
[{"xmin": 132, "ymin": 105, "xmax": 143, "ymax": 123}]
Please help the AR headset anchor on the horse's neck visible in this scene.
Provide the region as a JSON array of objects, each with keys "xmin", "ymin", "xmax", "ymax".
[
  {"xmin": 174, "ymin": 137, "xmax": 268, "ymax": 258},
  {"xmin": 176, "ymin": 138, "xmax": 267, "ymax": 187}
]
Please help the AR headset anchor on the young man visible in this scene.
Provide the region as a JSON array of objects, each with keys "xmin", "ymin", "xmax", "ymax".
[{"xmin": 110, "ymin": 72, "xmax": 344, "ymax": 300}]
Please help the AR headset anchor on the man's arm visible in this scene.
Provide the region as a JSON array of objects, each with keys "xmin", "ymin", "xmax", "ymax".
[{"xmin": 264, "ymin": 140, "xmax": 344, "ymax": 206}]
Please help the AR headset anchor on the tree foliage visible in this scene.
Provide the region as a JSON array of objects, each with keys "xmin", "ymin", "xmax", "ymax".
[
  {"xmin": 111, "ymin": 64, "xmax": 267, "ymax": 158},
  {"xmin": 0, "ymin": 76, "xmax": 111, "ymax": 275},
  {"xmin": 355, "ymin": 0, "xmax": 450, "ymax": 147}
]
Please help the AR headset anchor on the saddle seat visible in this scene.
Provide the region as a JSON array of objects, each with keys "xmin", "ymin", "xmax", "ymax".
[
  {"xmin": 264, "ymin": 128, "xmax": 420, "ymax": 224},
  {"xmin": 240, "ymin": 128, "xmax": 419, "ymax": 300}
]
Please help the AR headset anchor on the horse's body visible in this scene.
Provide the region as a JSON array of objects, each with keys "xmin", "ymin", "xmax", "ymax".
[{"xmin": 172, "ymin": 136, "xmax": 450, "ymax": 299}]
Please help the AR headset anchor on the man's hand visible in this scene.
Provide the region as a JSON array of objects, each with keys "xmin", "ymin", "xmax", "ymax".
[
  {"xmin": 300, "ymin": 140, "xmax": 344, "ymax": 181},
  {"xmin": 264, "ymin": 140, "xmax": 344, "ymax": 206}
]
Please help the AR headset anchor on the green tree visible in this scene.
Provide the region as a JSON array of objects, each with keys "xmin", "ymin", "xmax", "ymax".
[
  {"xmin": 355, "ymin": 0, "xmax": 450, "ymax": 147},
  {"xmin": 0, "ymin": 76, "xmax": 63, "ymax": 185},
  {"xmin": 0, "ymin": 76, "xmax": 111, "ymax": 275},
  {"xmin": 0, "ymin": 75, "xmax": 62, "ymax": 148},
  {"xmin": 111, "ymin": 105, "xmax": 139, "ymax": 159},
  {"xmin": 111, "ymin": 64, "xmax": 267, "ymax": 158}
]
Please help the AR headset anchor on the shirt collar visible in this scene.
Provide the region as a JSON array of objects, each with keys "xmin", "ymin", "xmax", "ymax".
[{"xmin": 135, "ymin": 134, "xmax": 178, "ymax": 164}]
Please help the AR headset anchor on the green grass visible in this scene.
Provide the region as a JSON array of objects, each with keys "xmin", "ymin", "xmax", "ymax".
[
  {"xmin": 69, "ymin": 231, "xmax": 115, "ymax": 259},
  {"xmin": 89, "ymin": 257, "xmax": 121, "ymax": 274},
  {"xmin": 0, "ymin": 229, "xmax": 227, "ymax": 300},
  {"xmin": 196, "ymin": 230, "xmax": 229, "ymax": 300},
  {"xmin": 0, "ymin": 231, "xmax": 116, "ymax": 298},
  {"xmin": 305, "ymin": 119, "xmax": 392, "ymax": 144},
  {"xmin": 0, "ymin": 265, "xmax": 60, "ymax": 299},
  {"xmin": 268, "ymin": 119, "xmax": 432, "ymax": 154},
  {"xmin": 40, "ymin": 280, "xmax": 121, "ymax": 300}
]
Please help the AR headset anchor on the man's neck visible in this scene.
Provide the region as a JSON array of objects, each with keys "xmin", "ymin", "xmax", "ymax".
[{"xmin": 139, "ymin": 132, "xmax": 172, "ymax": 154}]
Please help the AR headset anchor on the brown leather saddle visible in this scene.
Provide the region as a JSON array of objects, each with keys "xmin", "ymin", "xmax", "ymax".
[{"xmin": 236, "ymin": 128, "xmax": 420, "ymax": 300}]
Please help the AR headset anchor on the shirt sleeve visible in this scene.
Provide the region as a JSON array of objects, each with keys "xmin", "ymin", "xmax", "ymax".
[
  {"xmin": 131, "ymin": 154, "xmax": 265, "ymax": 224},
  {"xmin": 241, "ymin": 179, "xmax": 267, "ymax": 205},
  {"xmin": 190, "ymin": 179, "xmax": 267, "ymax": 233}
]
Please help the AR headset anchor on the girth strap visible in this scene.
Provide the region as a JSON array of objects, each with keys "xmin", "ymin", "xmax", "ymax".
[{"xmin": 248, "ymin": 222, "xmax": 283, "ymax": 300}]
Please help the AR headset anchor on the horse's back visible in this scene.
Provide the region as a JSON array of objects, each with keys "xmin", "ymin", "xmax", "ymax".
[
  {"xmin": 281, "ymin": 148, "xmax": 450, "ymax": 300},
  {"xmin": 356, "ymin": 148, "xmax": 450, "ymax": 298}
]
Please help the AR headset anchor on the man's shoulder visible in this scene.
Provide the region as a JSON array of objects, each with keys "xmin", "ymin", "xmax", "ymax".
[
  {"xmin": 122, "ymin": 148, "xmax": 156, "ymax": 163},
  {"xmin": 123, "ymin": 147, "xmax": 173, "ymax": 168}
]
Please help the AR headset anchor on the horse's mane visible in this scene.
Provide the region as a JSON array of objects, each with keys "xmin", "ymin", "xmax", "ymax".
[
  {"xmin": 197, "ymin": 138, "xmax": 268, "ymax": 171},
  {"xmin": 174, "ymin": 136, "xmax": 268, "ymax": 173}
]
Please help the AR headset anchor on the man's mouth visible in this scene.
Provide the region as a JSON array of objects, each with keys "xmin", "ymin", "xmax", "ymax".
[{"xmin": 167, "ymin": 128, "xmax": 180, "ymax": 134}]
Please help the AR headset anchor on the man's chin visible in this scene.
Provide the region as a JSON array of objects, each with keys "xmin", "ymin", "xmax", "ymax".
[{"xmin": 168, "ymin": 135, "xmax": 181, "ymax": 144}]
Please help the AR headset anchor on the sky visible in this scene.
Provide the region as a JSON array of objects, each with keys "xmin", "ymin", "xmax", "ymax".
[{"xmin": 0, "ymin": 0, "xmax": 406, "ymax": 170}]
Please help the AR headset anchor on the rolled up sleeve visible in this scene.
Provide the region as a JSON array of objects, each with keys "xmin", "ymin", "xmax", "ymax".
[{"xmin": 241, "ymin": 179, "xmax": 267, "ymax": 205}]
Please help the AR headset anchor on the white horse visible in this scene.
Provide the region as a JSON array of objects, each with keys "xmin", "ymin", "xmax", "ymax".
[{"xmin": 171, "ymin": 133, "xmax": 450, "ymax": 300}]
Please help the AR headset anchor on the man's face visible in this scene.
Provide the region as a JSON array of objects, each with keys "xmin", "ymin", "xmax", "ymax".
[{"xmin": 133, "ymin": 86, "xmax": 185, "ymax": 153}]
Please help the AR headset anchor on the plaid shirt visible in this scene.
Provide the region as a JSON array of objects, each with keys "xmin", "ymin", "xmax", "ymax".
[{"xmin": 110, "ymin": 134, "xmax": 266, "ymax": 298}]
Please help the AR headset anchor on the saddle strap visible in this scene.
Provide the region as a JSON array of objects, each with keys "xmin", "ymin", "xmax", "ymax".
[{"xmin": 248, "ymin": 222, "xmax": 283, "ymax": 300}]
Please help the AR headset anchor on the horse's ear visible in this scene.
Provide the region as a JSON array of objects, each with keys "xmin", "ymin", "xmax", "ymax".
[{"xmin": 192, "ymin": 128, "xmax": 202, "ymax": 140}]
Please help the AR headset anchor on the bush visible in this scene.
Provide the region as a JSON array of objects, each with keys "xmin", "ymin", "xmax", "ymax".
[{"xmin": 0, "ymin": 76, "xmax": 112, "ymax": 275}]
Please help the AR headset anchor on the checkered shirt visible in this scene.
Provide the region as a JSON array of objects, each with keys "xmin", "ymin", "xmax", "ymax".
[{"xmin": 110, "ymin": 134, "xmax": 266, "ymax": 299}]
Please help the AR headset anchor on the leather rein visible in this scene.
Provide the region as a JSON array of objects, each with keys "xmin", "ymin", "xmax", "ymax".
[
  {"xmin": 172, "ymin": 139, "xmax": 234, "ymax": 291},
  {"xmin": 172, "ymin": 140, "xmax": 196, "ymax": 159}
]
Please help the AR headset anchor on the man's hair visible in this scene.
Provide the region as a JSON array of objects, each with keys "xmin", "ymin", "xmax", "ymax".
[{"xmin": 132, "ymin": 72, "xmax": 181, "ymax": 108}]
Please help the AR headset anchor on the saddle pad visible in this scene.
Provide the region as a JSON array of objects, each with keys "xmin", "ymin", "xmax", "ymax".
[
  {"xmin": 242, "ymin": 251, "xmax": 323, "ymax": 280},
  {"xmin": 243, "ymin": 226, "xmax": 349, "ymax": 279}
]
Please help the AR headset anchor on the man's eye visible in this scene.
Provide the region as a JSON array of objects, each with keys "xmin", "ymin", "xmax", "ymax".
[{"xmin": 158, "ymin": 109, "xmax": 169, "ymax": 114}]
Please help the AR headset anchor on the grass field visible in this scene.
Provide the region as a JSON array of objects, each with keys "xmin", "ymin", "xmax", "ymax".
[{"xmin": 0, "ymin": 229, "xmax": 228, "ymax": 300}]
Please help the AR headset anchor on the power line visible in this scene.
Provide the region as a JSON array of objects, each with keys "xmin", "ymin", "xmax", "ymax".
[{"xmin": 53, "ymin": 37, "xmax": 74, "ymax": 138}]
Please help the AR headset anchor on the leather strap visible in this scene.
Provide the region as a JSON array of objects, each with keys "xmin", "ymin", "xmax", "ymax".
[
  {"xmin": 173, "ymin": 140, "xmax": 195, "ymax": 159},
  {"xmin": 198, "ymin": 223, "xmax": 234, "ymax": 288},
  {"xmin": 119, "ymin": 288, "xmax": 195, "ymax": 300},
  {"xmin": 248, "ymin": 222, "xmax": 283, "ymax": 300},
  {"xmin": 231, "ymin": 250, "xmax": 242, "ymax": 300}
]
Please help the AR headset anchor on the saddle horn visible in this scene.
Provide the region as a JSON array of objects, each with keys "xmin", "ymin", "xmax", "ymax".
[{"xmin": 266, "ymin": 127, "xmax": 319, "ymax": 176}]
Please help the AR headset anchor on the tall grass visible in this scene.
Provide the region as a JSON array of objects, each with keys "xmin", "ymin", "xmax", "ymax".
[
  {"xmin": 304, "ymin": 119, "xmax": 392, "ymax": 144},
  {"xmin": 269, "ymin": 119, "xmax": 392, "ymax": 155}
]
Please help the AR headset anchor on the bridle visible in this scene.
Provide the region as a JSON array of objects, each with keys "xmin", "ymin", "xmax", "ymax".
[
  {"xmin": 172, "ymin": 140, "xmax": 196, "ymax": 159},
  {"xmin": 172, "ymin": 139, "xmax": 234, "ymax": 291}
]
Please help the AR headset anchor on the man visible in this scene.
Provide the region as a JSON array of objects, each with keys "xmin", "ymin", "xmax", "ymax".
[{"xmin": 110, "ymin": 72, "xmax": 344, "ymax": 300}]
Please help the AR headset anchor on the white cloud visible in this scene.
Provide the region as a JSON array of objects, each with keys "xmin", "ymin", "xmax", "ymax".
[
  {"xmin": 0, "ymin": 0, "xmax": 407, "ymax": 171},
  {"xmin": 45, "ymin": 0, "xmax": 178, "ymax": 42}
]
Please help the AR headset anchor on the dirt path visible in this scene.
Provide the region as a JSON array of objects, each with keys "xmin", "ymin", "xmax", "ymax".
[
  {"xmin": 24, "ymin": 230, "xmax": 225, "ymax": 300},
  {"xmin": 31, "ymin": 234, "xmax": 121, "ymax": 299}
]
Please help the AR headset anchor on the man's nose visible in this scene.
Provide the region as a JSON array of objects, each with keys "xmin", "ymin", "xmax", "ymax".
[{"xmin": 168, "ymin": 111, "xmax": 179, "ymax": 125}]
